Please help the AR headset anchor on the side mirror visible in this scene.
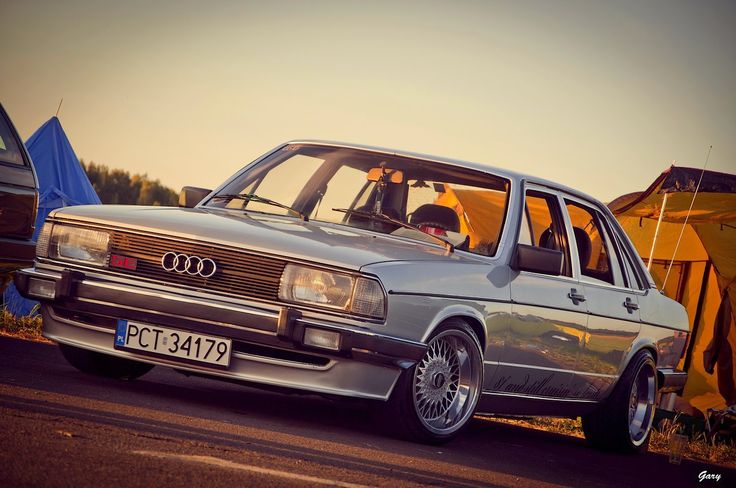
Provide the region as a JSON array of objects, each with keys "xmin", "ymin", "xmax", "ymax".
[
  {"xmin": 511, "ymin": 244, "xmax": 563, "ymax": 275},
  {"xmin": 179, "ymin": 186, "xmax": 212, "ymax": 208}
]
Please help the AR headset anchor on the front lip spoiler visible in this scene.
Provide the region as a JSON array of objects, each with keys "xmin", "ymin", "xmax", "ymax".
[{"xmin": 13, "ymin": 266, "xmax": 426, "ymax": 369}]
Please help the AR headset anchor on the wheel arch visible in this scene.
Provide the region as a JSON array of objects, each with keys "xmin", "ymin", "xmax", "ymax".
[
  {"xmin": 421, "ymin": 305, "xmax": 487, "ymax": 353},
  {"xmin": 613, "ymin": 342, "xmax": 658, "ymax": 391}
]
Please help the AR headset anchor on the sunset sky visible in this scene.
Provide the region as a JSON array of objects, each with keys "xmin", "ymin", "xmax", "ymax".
[{"xmin": 2, "ymin": 0, "xmax": 734, "ymax": 202}]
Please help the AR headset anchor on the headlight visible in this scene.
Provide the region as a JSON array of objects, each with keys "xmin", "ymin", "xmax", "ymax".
[
  {"xmin": 49, "ymin": 225, "xmax": 110, "ymax": 266},
  {"xmin": 278, "ymin": 264, "xmax": 385, "ymax": 319}
]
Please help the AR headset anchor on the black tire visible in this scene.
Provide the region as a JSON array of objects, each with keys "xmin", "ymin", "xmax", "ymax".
[
  {"xmin": 377, "ymin": 319, "xmax": 484, "ymax": 444},
  {"xmin": 59, "ymin": 343, "xmax": 154, "ymax": 380},
  {"xmin": 582, "ymin": 349, "xmax": 658, "ymax": 453}
]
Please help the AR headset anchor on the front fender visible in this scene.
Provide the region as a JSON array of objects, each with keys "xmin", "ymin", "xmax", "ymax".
[{"xmin": 421, "ymin": 303, "xmax": 488, "ymax": 345}]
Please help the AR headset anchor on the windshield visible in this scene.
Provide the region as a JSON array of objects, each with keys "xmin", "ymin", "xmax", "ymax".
[{"xmin": 206, "ymin": 144, "xmax": 511, "ymax": 256}]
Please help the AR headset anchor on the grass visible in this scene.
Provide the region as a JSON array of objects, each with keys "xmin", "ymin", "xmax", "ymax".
[
  {"xmin": 650, "ymin": 416, "xmax": 736, "ymax": 468},
  {"xmin": 0, "ymin": 308, "xmax": 49, "ymax": 343},
  {"xmin": 488, "ymin": 414, "xmax": 735, "ymax": 468}
]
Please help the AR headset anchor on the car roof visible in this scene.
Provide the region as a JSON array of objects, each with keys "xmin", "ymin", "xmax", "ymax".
[{"xmin": 287, "ymin": 139, "xmax": 602, "ymax": 205}]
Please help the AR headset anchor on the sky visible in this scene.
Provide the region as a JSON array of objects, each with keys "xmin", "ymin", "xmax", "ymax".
[{"xmin": 1, "ymin": 0, "xmax": 734, "ymax": 202}]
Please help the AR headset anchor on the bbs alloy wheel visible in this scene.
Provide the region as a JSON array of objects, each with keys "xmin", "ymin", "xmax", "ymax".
[
  {"xmin": 413, "ymin": 328, "xmax": 483, "ymax": 436},
  {"xmin": 380, "ymin": 319, "xmax": 483, "ymax": 444},
  {"xmin": 582, "ymin": 349, "xmax": 657, "ymax": 453}
]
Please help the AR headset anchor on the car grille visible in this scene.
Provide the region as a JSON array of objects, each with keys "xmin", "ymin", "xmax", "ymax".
[{"xmin": 108, "ymin": 230, "xmax": 287, "ymax": 301}]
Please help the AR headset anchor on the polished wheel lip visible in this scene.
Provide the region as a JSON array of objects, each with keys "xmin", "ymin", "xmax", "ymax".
[
  {"xmin": 628, "ymin": 360, "xmax": 656, "ymax": 446},
  {"xmin": 412, "ymin": 328, "xmax": 482, "ymax": 436}
]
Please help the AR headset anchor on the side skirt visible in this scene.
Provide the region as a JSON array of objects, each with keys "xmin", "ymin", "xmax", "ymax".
[{"xmin": 476, "ymin": 391, "xmax": 600, "ymax": 417}]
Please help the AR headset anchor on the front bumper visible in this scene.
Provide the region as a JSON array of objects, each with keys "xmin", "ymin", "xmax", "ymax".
[{"xmin": 14, "ymin": 265, "xmax": 427, "ymax": 400}]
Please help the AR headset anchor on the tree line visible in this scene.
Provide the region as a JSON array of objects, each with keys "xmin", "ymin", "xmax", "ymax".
[{"xmin": 81, "ymin": 160, "xmax": 178, "ymax": 206}]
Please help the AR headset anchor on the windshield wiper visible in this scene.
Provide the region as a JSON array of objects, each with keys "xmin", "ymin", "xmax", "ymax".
[
  {"xmin": 212, "ymin": 193, "xmax": 308, "ymax": 221},
  {"xmin": 332, "ymin": 208, "xmax": 454, "ymax": 255}
]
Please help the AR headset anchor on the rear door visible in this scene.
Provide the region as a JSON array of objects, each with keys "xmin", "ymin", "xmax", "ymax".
[
  {"xmin": 562, "ymin": 197, "xmax": 641, "ymax": 401},
  {"xmin": 500, "ymin": 186, "xmax": 588, "ymax": 398}
]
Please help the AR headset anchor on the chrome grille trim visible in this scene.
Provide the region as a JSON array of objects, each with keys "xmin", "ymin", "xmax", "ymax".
[{"xmin": 108, "ymin": 230, "xmax": 287, "ymax": 301}]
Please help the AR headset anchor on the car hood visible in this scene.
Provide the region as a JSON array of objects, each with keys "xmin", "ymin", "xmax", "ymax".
[{"xmin": 49, "ymin": 205, "xmax": 482, "ymax": 271}]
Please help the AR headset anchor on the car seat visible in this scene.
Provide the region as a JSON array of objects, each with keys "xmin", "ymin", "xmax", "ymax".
[{"xmin": 409, "ymin": 204, "xmax": 460, "ymax": 235}]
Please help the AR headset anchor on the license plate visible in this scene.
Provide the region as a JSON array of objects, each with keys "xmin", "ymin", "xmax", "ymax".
[{"xmin": 114, "ymin": 320, "xmax": 231, "ymax": 368}]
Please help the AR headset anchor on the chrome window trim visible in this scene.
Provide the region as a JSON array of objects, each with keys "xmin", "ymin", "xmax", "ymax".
[
  {"xmin": 579, "ymin": 277, "xmax": 648, "ymax": 296},
  {"xmin": 517, "ymin": 269, "xmax": 579, "ymax": 285}
]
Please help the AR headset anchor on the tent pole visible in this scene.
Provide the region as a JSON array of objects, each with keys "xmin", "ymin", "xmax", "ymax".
[{"xmin": 647, "ymin": 192, "xmax": 669, "ymax": 271}]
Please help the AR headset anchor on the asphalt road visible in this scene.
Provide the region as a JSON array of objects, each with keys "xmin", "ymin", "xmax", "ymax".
[{"xmin": 0, "ymin": 336, "xmax": 732, "ymax": 488}]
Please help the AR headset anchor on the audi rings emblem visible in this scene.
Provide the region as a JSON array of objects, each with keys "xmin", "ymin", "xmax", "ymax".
[{"xmin": 161, "ymin": 252, "xmax": 217, "ymax": 278}]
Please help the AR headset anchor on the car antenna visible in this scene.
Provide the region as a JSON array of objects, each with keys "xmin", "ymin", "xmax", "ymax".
[{"xmin": 661, "ymin": 145, "xmax": 712, "ymax": 291}]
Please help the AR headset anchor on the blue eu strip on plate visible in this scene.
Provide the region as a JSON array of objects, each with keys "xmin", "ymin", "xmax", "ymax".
[{"xmin": 115, "ymin": 320, "xmax": 127, "ymax": 347}]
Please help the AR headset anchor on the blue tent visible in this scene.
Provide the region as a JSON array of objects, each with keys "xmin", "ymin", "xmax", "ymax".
[{"xmin": 4, "ymin": 117, "xmax": 100, "ymax": 316}]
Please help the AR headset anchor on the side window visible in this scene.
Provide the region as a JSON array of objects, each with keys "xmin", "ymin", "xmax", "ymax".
[
  {"xmin": 522, "ymin": 191, "xmax": 571, "ymax": 276},
  {"xmin": 0, "ymin": 113, "xmax": 25, "ymax": 166},
  {"xmin": 564, "ymin": 201, "xmax": 621, "ymax": 286},
  {"xmin": 613, "ymin": 232, "xmax": 645, "ymax": 290}
]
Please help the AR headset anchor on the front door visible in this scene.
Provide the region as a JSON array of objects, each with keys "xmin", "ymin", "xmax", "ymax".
[{"xmin": 498, "ymin": 189, "xmax": 588, "ymax": 398}]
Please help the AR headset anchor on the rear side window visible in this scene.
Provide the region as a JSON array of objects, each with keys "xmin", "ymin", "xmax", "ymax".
[
  {"xmin": 0, "ymin": 112, "xmax": 25, "ymax": 165},
  {"xmin": 612, "ymin": 231, "xmax": 645, "ymax": 290},
  {"xmin": 565, "ymin": 201, "xmax": 617, "ymax": 285}
]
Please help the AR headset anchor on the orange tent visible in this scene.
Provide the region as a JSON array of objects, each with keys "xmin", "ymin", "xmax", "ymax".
[{"xmin": 609, "ymin": 166, "xmax": 736, "ymax": 415}]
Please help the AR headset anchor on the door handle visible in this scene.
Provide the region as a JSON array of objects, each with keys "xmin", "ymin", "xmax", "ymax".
[
  {"xmin": 568, "ymin": 288, "xmax": 586, "ymax": 302},
  {"xmin": 624, "ymin": 297, "xmax": 639, "ymax": 312}
]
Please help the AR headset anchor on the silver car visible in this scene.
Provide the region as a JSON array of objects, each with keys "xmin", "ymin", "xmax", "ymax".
[{"xmin": 14, "ymin": 141, "xmax": 688, "ymax": 451}]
